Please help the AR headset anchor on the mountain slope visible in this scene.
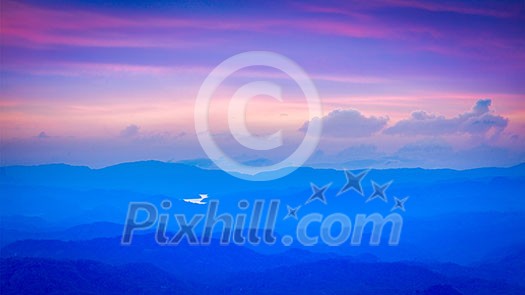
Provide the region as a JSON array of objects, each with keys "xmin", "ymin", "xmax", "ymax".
[{"xmin": 0, "ymin": 257, "xmax": 194, "ymax": 295}]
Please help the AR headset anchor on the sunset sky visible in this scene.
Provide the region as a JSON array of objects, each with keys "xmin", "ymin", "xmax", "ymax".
[{"xmin": 1, "ymin": 0, "xmax": 524, "ymax": 169}]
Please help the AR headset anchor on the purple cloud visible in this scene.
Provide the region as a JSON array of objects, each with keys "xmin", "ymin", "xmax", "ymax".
[
  {"xmin": 301, "ymin": 109, "xmax": 388, "ymax": 137},
  {"xmin": 120, "ymin": 124, "xmax": 140, "ymax": 138},
  {"xmin": 384, "ymin": 99, "xmax": 508, "ymax": 136},
  {"xmin": 37, "ymin": 131, "xmax": 49, "ymax": 139}
]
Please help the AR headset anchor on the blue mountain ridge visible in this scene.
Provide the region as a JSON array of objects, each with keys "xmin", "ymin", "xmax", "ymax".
[{"xmin": 1, "ymin": 161, "xmax": 524, "ymax": 294}]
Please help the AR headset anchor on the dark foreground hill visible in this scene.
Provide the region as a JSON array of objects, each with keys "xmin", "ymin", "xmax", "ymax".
[
  {"xmin": 1, "ymin": 256, "xmax": 523, "ymax": 295},
  {"xmin": 0, "ymin": 257, "xmax": 193, "ymax": 295}
]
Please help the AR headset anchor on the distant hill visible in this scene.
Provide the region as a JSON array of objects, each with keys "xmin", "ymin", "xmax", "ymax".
[
  {"xmin": 1, "ymin": 161, "xmax": 524, "ymax": 223},
  {"xmin": 2, "ymin": 254, "xmax": 523, "ymax": 294},
  {"xmin": 1, "ymin": 161, "xmax": 524, "ymax": 197},
  {"xmin": 0, "ymin": 221, "xmax": 126, "ymax": 247},
  {"xmin": 219, "ymin": 259, "xmax": 524, "ymax": 295},
  {"xmin": 0, "ymin": 257, "xmax": 194, "ymax": 295},
  {"xmin": 0, "ymin": 235, "xmax": 348, "ymax": 280},
  {"xmin": 1, "ymin": 161, "xmax": 525, "ymax": 264}
]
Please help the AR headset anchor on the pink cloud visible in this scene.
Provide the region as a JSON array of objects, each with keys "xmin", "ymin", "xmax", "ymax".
[
  {"xmin": 0, "ymin": 60, "xmax": 208, "ymax": 77},
  {"xmin": 2, "ymin": 0, "xmax": 521, "ymax": 68},
  {"xmin": 371, "ymin": 0, "xmax": 520, "ymax": 18},
  {"xmin": 0, "ymin": 0, "xmax": 446, "ymax": 49},
  {"xmin": 1, "ymin": 1, "xmax": 228, "ymax": 48},
  {"xmin": 299, "ymin": 0, "xmax": 521, "ymax": 19}
]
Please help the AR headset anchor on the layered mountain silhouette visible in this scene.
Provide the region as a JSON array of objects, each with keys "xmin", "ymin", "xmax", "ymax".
[{"xmin": 1, "ymin": 161, "xmax": 524, "ymax": 294}]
